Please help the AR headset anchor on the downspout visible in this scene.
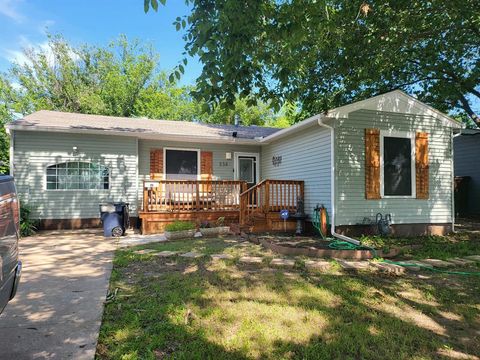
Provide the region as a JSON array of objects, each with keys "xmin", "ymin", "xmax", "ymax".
[
  {"xmin": 317, "ymin": 116, "xmax": 361, "ymax": 245},
  {"xmin": 451, "ymin": 131, "xmax": 462, "ymax": 233},
  {"xmin": 6, "ymin": 128, "xmax": 14, "ymax": 177}
]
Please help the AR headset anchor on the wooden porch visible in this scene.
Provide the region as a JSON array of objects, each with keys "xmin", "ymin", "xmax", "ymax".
[{"xmin": 139, "ymin": 179, "xmax": 304, "ymax": 234}]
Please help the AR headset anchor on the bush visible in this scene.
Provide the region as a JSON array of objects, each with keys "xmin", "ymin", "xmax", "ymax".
[
  {"xmin": 165, "ymin": 221, "xmax": 196, "ymax": 232},
  {"xmin": 20, "ymin": 202, "xmax": 38, "ymax": 237}
]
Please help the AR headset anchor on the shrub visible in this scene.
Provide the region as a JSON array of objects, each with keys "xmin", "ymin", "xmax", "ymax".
[
  {"xmin": 19, "ymin": 202, "xmax": 38, "ymax": 237},
  {"xmin": 165, "ymin": 221, "xmax": 196, "ymax": 232}
]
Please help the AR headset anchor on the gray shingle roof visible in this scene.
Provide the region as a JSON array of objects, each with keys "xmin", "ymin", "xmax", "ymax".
[{"xmin": 11, "ymin": 110, "xmax": 280, "ymax": 140}]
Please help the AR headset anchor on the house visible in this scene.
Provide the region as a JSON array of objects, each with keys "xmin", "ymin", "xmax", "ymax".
[
  {"xmin": 6, "ymin": 90, "xmax": 462, "ymax": 236},
  {"xmin": 454, "ymin": 129, "xmax": 480, "ymax": 216}
]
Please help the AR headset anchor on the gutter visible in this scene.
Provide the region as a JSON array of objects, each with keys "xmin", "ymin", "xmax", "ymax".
[
  {"xmin": 317, "ymin": 115, "xmax": 361, "ymax": 246},
  {"xmin": 260, "ymin": 114, "xmax": 321, "ymax": 144},
  {"xmin": 6, "ymin": 124, "xmax": 260, "ymax": 146}
]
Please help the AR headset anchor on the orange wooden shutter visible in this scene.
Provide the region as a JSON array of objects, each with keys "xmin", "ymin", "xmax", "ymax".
[
  {"xmin": 415, "ymin": 132, "xmax": 429, "ymax": 199},
  {"xmin": 201, "ymin": 151, "xmax": 213, "ymax": 180},
  {"xmin": 149, "ymin": 148, "xmax": 163, "ymax": 179},
  {"xmin": 365, "ymin": 128, "xmax": 381, "ymax": 199}
]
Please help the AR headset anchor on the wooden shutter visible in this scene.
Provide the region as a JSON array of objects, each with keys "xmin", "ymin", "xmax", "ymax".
[
  {"xmin": 365, "ymin": 128, "xmax": 381, "ymax": 199},
  {"xmin": 415, "ymin": 132, "xmax": 429, "ymax": 199},
  {"xmin": 150, "ymin": 148, "xmax": 163, "ymax": 180},
  {"xmin": 201, "ymin": 151, "xmax": 213, "ymax": 181}
]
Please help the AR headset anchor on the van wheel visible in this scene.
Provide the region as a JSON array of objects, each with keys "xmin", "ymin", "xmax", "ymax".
[{"xmin": 112, "ymin": 227, "xmax": 123, "ymax": 237}]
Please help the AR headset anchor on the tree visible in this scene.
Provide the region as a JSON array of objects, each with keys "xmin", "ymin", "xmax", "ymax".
[
  {"xmin": 0, "ymin": 34, "xmax": 292, "ymax": 172},
  {"xmin": 146, "ymin": 0, "xmax": 480, "ymax": 125}
]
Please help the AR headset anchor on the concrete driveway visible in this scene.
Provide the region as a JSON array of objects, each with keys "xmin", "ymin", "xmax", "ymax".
[{"xmin": 0, "ymin": 230, "xmax": 116, "ymax": 360}]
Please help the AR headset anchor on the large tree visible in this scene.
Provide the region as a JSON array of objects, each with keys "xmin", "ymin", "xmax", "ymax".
[{"xmin": 146, "ymin": 0, "xmax": 480, "ymax": 124}]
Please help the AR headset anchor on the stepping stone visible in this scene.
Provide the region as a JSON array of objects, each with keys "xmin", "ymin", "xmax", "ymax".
[
  {"xmin": 370, "ymin": 261, "xmax": 405, "ymax": 275},
  {"xmin": 154, "ymin": 251, "xmax": 179, "ymax": 258},
  {"xmin": 236, "ymin": 242, "xmax": 250, "ymax": 247},
  {"xmin": 391, "ymin": 261, "xmax": 422, "ymax": 271},
  {"xmin": 407, "ymin": 260, "xmax": 433, "ymax": 269},
  {"xmin": 238, "ymin": 256, "xmax": 263, "ymax": 265},
  {"xmin": 270, "ymin": 258, "xmax": 295, "ymax": 268},
  {"xmin": 223, "ymin": 239, "xmax": 239, "ymax": 243},
  {"xmin": 447, "ymin": 257, "xmax": 475, "ymax": 266},
  {"xmin": 211, "ymin": 253, "xmax": 234, "ymax": 260},
  {"xmin": 134, "ymin": 249, "xmax": 156, "ymax": 255},
  {"xmin": 180, "ymin": 252, "xmax": 204, "ymax": 258},
  {"xmin": 464, "ymin": 255, "xmax": 480, "ymax": 262},
  {"xmin": 336, "ymin": 259, "xmax": 370, "ymax": 272},
  {"xmin": 304, "ymin": 260, "xmax": 331, "ymax": 271},
  {"xmin": 420, "ymin": 259, "xmax": 455, "ymax": 268}
]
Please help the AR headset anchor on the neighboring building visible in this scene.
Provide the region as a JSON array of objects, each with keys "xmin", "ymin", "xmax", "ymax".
[
  {"xmin": 454, "ymin": 129, "xmax": 480, "ymax": 216},
  {"xmin": 6, "ymin": 90, "xmax": 462, "ymax": 235}
]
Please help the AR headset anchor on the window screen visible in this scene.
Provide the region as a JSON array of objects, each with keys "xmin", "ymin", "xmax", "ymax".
[
  {"xmin": 46, "ymin": 162, "xmax": 109, "ymax": 190},
  {"xmin": 383, "ymin": 137, "xmax": 412, "ymax": 196},
  {"xmin": 165, "ymin": 150, "xmax": 198, "ymax": 179}
]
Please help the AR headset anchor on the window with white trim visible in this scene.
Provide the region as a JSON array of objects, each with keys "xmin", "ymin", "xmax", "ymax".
[
  {"xmin": 46, "ymin": 162, "xmax": 109, "ymax": 190},
  {"xmin": 165, "ymin": 149, "xmax": 199, "ymax": 180},
  {"xmin": 381, "ymin": 134, "xmax": 415, "ymax": 197}
]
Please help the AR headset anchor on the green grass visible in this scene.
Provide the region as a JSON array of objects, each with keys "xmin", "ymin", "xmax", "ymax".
[
  {"xmin": 97, "ymin": 237, "xmax": 480, "ymax": 360},
  {"xmin": 360, "ymin": 232, "xmax": 480, "ymax": 260},
  {"xmin": 165, "ymin": 221, "xmax": 196, "ymax": 232}
]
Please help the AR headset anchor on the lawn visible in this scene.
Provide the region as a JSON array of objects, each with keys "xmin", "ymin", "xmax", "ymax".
[{"xmin": 96, "ymin": 235, "xmax": 480, "ymax": 360}]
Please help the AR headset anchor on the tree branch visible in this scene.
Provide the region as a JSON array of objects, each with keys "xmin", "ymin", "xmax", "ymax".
[{"xmin": 458, "ymin": 93, "xmax": 479, "ymax": 125}]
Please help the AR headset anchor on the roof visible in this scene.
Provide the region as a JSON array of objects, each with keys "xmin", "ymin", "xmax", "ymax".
[
  {"xmin": 460, "ymin": 129, "xmax": 480, "ymax": 136},
  {"xmin": 262, "ymin": 90, "xmax": 463, "ymax": 143},
  {"xmin": 7, "ymin": 90, "xmax": 463, "ymax": 145},
  {"xmin": 7, "ymin": 110, "xmax": 280, "ymax": 144}
]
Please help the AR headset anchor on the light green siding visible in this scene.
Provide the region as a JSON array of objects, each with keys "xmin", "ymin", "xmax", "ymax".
[
  {"xmin": 334, "ymin": 109, "xmax": 453, "ymax": 225},
  {"xmin": 261, "ymin": 126, "xmax": 332, "ymax": 217},
  {"xmin": 13, "ymin": 131, "xmax": 138, "ymax": 219}
]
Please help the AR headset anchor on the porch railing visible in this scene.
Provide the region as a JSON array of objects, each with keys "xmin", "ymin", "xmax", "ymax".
[
  {"xmin": 142, "ymin": 180, "xmax": 247, "ymax": 212},
  {"xmin": 239, "ymin": 179, "xmax": 304, "ymax": 224}
]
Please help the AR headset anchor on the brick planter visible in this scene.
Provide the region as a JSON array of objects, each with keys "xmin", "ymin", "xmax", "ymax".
[
  {"xmin": 164, "ymin": 229, "xmax": 196, "ymax": 240},
  {"xmin": 259, "ymin": 237, "xmax": 400, "ymax": 260},
  {"xmin": 199, "ymin": 226, "xmax": 231, "ymax": 237}
]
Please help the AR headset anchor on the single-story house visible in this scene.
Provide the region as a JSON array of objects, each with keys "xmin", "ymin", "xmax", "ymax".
[
  {"xmin": 454, "ymin": 129, "xmax": 480, "ymax": 216},
  {"xmin": 6, "ymin": 90, "xmax": 462, "ymax": 236}
]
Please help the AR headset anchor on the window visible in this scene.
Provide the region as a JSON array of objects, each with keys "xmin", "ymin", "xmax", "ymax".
[
  {"xmin": 46, "ymin": 162, "xmax": 109, "ymax": 190},
  {"xmin": 165, "ymin": 149, "xmax": 199, "ymax": 180},
  {"xmin": 381, "ymin": 134, "xmax": 415, "ymax": 197}
]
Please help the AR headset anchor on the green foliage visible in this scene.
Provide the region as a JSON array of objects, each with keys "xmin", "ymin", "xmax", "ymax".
[
  {"xmin": 19, "ymin": 202, "xmax": 38, "ymax": 237},
  {"xmin": 155, "ymin": 0, "xmax": 480, "ymax": 125},
  {"xmin": 165, "ymin": 221, "xmax": 196, "ymax": 232}
]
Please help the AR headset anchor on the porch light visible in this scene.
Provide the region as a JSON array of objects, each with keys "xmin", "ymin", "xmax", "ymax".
[{"xmin": 225, "ymin": 152, "xmax": 232, "ymax": 160}]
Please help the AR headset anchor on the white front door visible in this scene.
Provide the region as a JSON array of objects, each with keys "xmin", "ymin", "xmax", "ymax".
[{"xmin": 234, "ymin": 152, "xmax": 259, "ymax": 188}]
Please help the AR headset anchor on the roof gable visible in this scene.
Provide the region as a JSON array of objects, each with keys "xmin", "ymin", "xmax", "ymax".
[{"xmin": 326, "ymin": 90, "xmax": 462, "ymax": 128}]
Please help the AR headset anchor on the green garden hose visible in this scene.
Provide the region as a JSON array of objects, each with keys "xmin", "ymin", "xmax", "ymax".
[{"xmin": 328, "ymin": 240, "xmax": 378, "ymax": 258}]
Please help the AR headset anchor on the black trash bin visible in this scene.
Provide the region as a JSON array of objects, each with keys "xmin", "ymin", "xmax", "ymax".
[{"xmin": 99, "ymin": 202, "xmax": 130, "ymax": 237}]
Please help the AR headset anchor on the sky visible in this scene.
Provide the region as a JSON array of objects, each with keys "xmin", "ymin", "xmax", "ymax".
[{"xmin": 0, "ymin": 0, "xmax": 202, "ymax": 85}]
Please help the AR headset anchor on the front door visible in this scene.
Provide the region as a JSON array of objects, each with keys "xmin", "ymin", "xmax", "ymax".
[{"xmin": 235, "ymin": 153, "xmax": 259, "ymax": 188}]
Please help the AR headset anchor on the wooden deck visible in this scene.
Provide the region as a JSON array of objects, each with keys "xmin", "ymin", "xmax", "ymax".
[
  {"xmin": 139, "ymin": 180, "xmax": 246, "ymax": 234},
  {"xmin": 139, "ymin": 179, "xmax": 304, "ymax": 234}
]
